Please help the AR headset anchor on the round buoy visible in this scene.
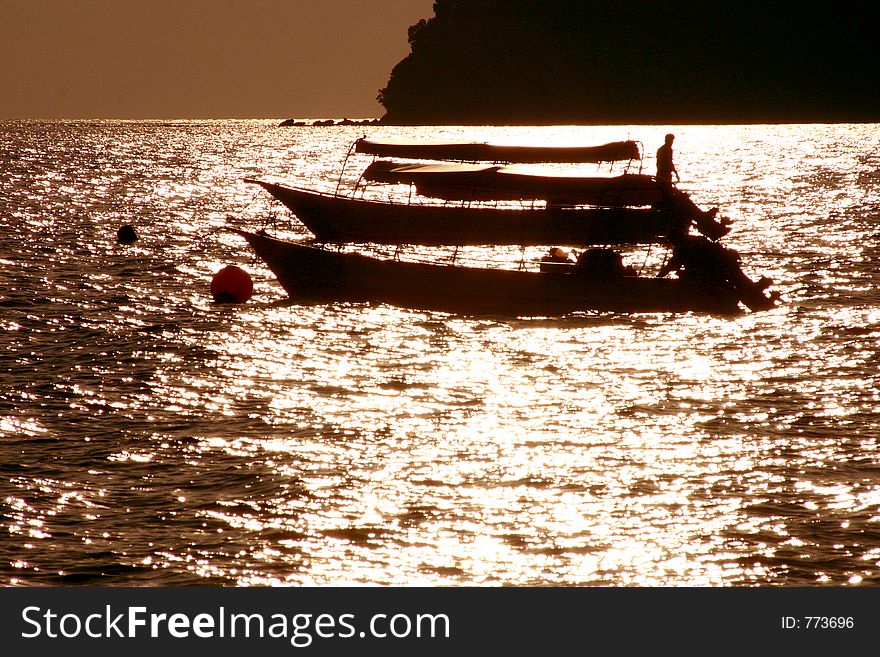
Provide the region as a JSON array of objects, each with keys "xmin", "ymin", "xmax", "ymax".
[
  {"xmin": 211, "ymin": 265, "xmax": 253, "ymax": 304},
  {"xmin": 117, "ymin": 224, "xmax": 138, "ymax": 244}
]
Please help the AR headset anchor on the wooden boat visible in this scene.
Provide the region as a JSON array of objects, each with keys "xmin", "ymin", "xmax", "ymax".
[
  {"xmin": 227, "ymin": 229, "xmax": 775, "ymax": 316},
  {"xmin": 354, "ymin": 137, "xmax": 642, "ymax": 164},
  {"xmin": 245, "ymin": 179, "xmax": 689, "ymax": 247},
  {"xmin": 362, "ymin": 161, "xmax": 666, "ymax": 206},
  {"xmin": 247, "ymin": 135, "xmax": 730, "ymax": 249}
]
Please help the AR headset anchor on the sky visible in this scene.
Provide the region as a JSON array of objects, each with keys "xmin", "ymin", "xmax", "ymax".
[{"xmin": 0, "ymin": 0, "xmax": 435, "ymax": 119}]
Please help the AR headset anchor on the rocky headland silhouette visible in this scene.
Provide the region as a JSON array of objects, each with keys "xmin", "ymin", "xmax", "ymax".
[{"xmin": 377, "ymin": 0, "xmax": 877, "ymax": 125}]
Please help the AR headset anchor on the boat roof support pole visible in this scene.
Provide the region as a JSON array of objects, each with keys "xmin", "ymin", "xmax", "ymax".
[
  {"xmin": 638, "ymin": 243, "xmax": 653, "ymax": 275},
  {"xmin": 335, "ymin": 139, "xmax": 360, "ymax": 197}
]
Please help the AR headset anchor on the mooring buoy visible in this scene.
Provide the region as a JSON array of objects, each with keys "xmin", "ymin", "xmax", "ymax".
[
  {"xmin": 210, "ymin": 265, "xmax": 253, "ymax": 304},
  {"xmin": 117, "ymin": 224, "xmax": 138, "ymax": 244}
]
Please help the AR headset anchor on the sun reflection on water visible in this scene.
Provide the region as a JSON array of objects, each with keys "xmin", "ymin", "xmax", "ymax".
[{"xmin": 2, "ymin": 121, "xmax": 880, "ymax": 585}]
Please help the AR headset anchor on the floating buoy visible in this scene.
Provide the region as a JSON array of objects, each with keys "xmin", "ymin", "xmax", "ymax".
[
  {"xmin": 211, "ymin": 265, "xmax": 253, "ymax": 304},
  {"xmin": 117, "ymin": 224, "xmax": 138, "ymax": 244}
]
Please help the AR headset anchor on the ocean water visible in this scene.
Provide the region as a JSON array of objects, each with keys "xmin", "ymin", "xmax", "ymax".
[{"xmin": 1, "ymin": 119, "xmax": 879, "ymax": 586}]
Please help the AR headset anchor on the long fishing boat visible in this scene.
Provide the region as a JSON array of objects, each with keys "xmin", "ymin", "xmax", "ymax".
[
  {"xmin": 245, "ymin": 136, "xmax": 731, "ymax": 247},
  {"xmin": 245, "ymin": 178, "xmax": 686, "ymax": 246},
  {"xmin": 227, "ymin": 228, "xmax": 777, "ymax": 317}
]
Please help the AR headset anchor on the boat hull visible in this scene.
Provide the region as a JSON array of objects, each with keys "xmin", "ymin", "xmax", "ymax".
[
  {"xmin": 248, "ymin": 180, "xmax": 688, "ymax": 247},
  {"xmin": 363, "ymin": 161, "xmax": 664, "ymax": 206},
  {"xmin": 230, "ymin": 230, "xmax": 743, "ymax": 316}
]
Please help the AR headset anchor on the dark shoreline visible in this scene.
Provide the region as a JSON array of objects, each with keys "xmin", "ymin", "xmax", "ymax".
[
  {"xmin": 279, "ymin": 117, "xmax": 880, "ymax": 128},
  {"xmin": 279, "ymin": 118, "xmax": 382, "ymax": 127}
]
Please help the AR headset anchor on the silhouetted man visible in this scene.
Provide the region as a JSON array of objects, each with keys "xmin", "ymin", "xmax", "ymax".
[{"xmin": 656, "ymin": 133, "xmax": 680, "ymax": 186}]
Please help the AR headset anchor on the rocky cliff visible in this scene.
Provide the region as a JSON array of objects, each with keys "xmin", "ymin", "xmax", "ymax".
[{"xmin": 378, "ymin": 0, "xmax": 878, "ymax": 125}]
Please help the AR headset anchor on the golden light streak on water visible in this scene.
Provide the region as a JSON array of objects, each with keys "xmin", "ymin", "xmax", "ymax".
[{"xmin": 2, "ymin": 120, "xmax": 880, "ymax": 586}]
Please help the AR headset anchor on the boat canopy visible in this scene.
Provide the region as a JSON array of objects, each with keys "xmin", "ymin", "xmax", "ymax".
[
  {"xmin": 354, "ymin": 137, "xmax": 641, "ymax": 164},
  {"xmin": 362, "ymin": 160, "xmax": 663, "ymax": 206}
]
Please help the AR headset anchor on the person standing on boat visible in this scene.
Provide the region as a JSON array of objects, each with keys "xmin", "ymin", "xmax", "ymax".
[
  {"xmin": 654, "ymin": 134, "xmax": 729, "ymax": 240},
  {"xmin": 656, "ymin": 133, "xmax": 680, "ymax": 186}
]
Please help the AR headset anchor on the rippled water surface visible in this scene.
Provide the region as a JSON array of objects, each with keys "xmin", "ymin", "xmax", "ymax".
[{"xmin": 2, "ymin": 120, "xmax": 879, "ymax": 586}]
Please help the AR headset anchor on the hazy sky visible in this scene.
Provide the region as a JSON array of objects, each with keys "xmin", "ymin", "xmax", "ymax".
[{"xmin": 0, "ymin": 0, "xmax": 435, "ymax": 119}]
